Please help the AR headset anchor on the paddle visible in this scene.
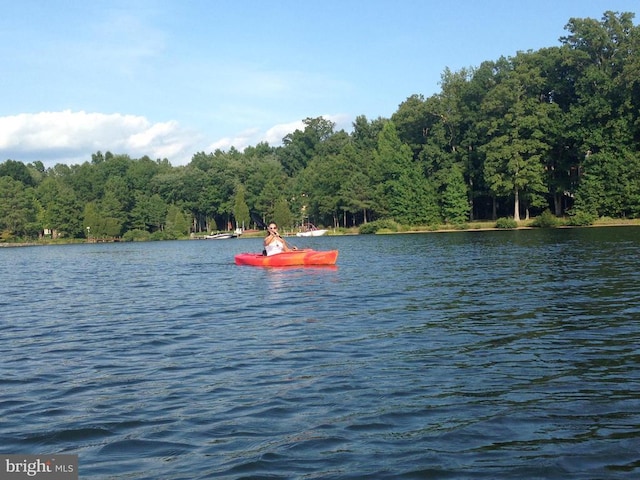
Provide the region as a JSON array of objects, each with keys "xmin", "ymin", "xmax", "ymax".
[{"xmin": 251, "ymin": 213, "xmax": 297, "ymax": 251}]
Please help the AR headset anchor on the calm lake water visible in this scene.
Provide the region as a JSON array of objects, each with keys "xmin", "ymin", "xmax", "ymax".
[{"xmin": 1, "ymin": 227, "xmax": 639, "ymax": 479}]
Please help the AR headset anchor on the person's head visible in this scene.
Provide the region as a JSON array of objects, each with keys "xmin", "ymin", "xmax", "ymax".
[{"xmin": 268, "ymin": 223, "xmax": 278, "ymax": 233}]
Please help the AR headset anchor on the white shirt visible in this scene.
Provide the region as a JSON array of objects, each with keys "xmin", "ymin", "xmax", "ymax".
[{"xmin": 265, "ymin": 237, "xmax": 285, "ymax": 256}]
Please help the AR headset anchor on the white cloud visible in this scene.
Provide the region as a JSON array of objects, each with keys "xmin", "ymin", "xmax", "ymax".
[
  {"xmin": 263, "ymin": 120, "xmax": 306, "ymax": 144},
  {"xmin": 0, "ymin": 110, "xmax": 356, "ymax": 168},
  {"xmin": 0, "ymin": 110, "xmax": 197, "ymax": 166},
  {"xmin": 127, "ymin": 120, "xmax": 179, "ymax": 148},
  {"xmin": 205, "ymin": 114, "xmax": 353, "ymax": 153},
  {"xmin": 207, "ymin": 128, "xmax": 263, "ymax": 153},
  {"xmin": 207, "ymin": 120, "xmax": 306, "ymax": 152}
]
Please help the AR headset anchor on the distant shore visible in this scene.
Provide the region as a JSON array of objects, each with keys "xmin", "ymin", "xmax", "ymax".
[
  {"xmin": 0, "ymin": 242, "xmax": 43, "ymax": 248},
  {"xmin": 2, "ymin": 218, "xmax": 640, "ymax": 247}
]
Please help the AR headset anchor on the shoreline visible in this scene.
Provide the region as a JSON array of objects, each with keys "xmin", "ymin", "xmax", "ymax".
[
  {"xmin": 0, "ymin": 242, "xmax": 44, "ymax": 248},
  {"xmin": 2, "ymin": 220, "xmax": 640, "ymax": 247},
  {"xmin": 386, "ymin": 221, "xmax": 640, "ymax": 235}
]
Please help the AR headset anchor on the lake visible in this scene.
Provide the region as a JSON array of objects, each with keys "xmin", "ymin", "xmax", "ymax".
[{"xmin": 1, "ymin": 227, "xmax": 639, "ymax": 479}]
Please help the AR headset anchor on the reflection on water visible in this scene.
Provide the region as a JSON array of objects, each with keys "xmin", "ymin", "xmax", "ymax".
[{"xmin": 1, "ymin": 228, "xmax": 639, "ymax": 479}]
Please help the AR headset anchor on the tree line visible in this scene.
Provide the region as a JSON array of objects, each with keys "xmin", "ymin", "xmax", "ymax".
[{"xmin": 1, "ymin": 11, "xmax": 639, "ymax": 241}]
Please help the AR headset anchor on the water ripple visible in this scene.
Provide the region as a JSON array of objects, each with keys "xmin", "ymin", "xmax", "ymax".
[{"xmin": 1, "ymin": 230, "xmax": 639, "ymax": 478}]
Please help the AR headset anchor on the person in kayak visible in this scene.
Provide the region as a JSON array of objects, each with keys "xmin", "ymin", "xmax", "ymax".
[{"xmin": 264, "ymin": 223, "xmax": 295, "ymax": 256}]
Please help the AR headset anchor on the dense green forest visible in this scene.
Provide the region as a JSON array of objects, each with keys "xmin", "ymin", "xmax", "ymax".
[{"xmin": 2, "ymin": 11, "xmax": 639, "ymax": 241}]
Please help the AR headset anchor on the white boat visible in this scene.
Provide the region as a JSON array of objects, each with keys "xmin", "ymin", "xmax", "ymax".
[
  {"xmin": 204, "ymin": 232, "xmax": 237, "ymax": 239},
  {"xmin": 296, "ymin": 224, "xmax": 328, "ymax": 237},
  {"xmin": 296, "ymin": 229, "xmax": 328, "ymax": 237},
  {"xmin": 204, "ymin": 227, "xmax": 243, "ymax": 240}
]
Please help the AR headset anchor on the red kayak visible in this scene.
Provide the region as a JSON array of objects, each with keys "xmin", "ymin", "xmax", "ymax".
[{"xmin": 235, "ymin": 249, "xmax": 338, "ymax": 267}]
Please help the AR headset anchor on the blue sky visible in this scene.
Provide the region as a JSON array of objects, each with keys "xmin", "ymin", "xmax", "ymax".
[{"xmin": 1, "ymin": 0, "xmax": 638, "ymax": 166}]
